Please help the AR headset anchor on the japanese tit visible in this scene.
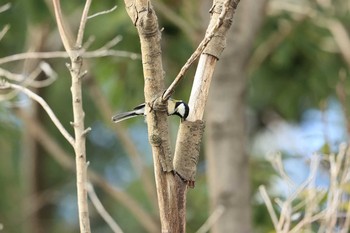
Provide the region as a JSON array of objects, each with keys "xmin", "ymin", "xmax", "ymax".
[{"xmin": 112, "ymin": 99, "xmax": 189, "ymax": 123}]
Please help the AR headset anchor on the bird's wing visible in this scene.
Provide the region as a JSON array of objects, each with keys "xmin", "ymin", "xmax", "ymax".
[{"xmin": 133, "ymin": 103, "xmax": 146, "ymax": 110}]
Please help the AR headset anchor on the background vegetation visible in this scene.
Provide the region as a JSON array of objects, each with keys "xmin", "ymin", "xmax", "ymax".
[{"xmin": 1, "ymin": 0, "xmax": 350, "ymax": 232}]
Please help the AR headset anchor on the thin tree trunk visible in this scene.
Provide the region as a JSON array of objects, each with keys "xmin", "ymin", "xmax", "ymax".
[
  {"xmin": 21, "ymin": 24, "xmax": 51, "ymax": 233},
  {"xmin": 205, "ymin": 0, "xmax": 267, "ymax": 232}
]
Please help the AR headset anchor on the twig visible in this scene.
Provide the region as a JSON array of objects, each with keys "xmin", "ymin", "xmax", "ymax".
[
  {"xmin": 97, "ymin": 35, "xmax": 123, "ymax": 50},
  {"xmin": 0, "ymin": 62, "xmax": 57, "ymax": 87},
  {"xmin": 0, "ymin": 68, "xmax": 23, "ymax": 82},
  {"xmin": 0, "ymin": 62, "xmax": 57, "ymax": 101},
  {"xmin": 87, "ymin": 183, "xmax": 124, "ymax": 233},
  {"xmin": 326, "ymin": 19, "xmax": 350, "ymax": 67},
  {"xmin": 37, "ymin": 61, "xmax": 58, "ymax": 86},
  {"xmin": 259, "ymin": 185, "xmax": 279, "ymax": 230},
  {"xmin": 262, "ymin": 149, "xmax": 350, "ymax": 233},
  {"xmin": 0, "ymin": 47, "xmax": 140, "ymax": 65},
  {"xmin": 76, "ymin": 0, "xmax": 92, "ymax": 47},
  {"xmin": 340, "ymin": 149, "xmax": 350, "ymax": 233},
  {"xmin": 268, "ymin": 153, "xmax": 295, "ymax": 189},
  {"xmin": 88, "ymin": 5, "xmax": 118, "ymax": 19},
  {"xmin": 0, "ymin": 81, "xmax": 75, "ymax": 146},
  {"xmin": 162, "ymin": 0, "xmax": 233, "ymax": 101},
  {"xmin": 52, "ymin": 0, "xmax": 72, "ymax": 52},
  {"xmin": 0, "ymin": 3, "xmax": 11, "ymax": 13},
  {"xmin": 82, "ymin": 36, "xmax": 96, "ymax": 51},
  {"xmin": 289, "ymin": 211, "xmax": 326, "ymax": 233},
  {"xmin": 0, "ymin": 24, "xmax": 10, "ymax": 41},
  {"xmin": 195, "ymin": 205, "xmax": 225, "ymax": 233},
  {"xmin": 277, "ymin": 199, "xmax": 291, "ymax": 233}
]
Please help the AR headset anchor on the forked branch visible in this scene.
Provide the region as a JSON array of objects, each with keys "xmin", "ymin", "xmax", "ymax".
[{"xmin": 52, "ymin": 0, "xmax": 93, "ymax": 232}]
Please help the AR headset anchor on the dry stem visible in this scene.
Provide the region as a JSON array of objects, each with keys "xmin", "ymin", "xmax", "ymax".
[
  {"xmin": 0, "ymin": 38, "xmax": 140, "ymax": 65},
  {"xmin": 195, "ymin": 205, "xmax": 225, "ymax": 233},
  {"xmin": 162, "ymin": 0, "xmax": 236, "ymax": 101},
  {"xmin": 261, "ymin": 145, "xmax": 350, "ymax": 233},
  {"xmin": 87, "ymin": 183, "xmax": 124, "ymax": 233},
  {"xmin": 88, "ymin": 5, "xmax": 117, "ymax": 19},
  {"xmin": 52, "ymin": 0, "xmax": 92, "ymax": 232}
]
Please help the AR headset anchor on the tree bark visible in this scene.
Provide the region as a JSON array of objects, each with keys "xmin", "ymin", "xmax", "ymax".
[
  {"xmin": 123, "ymin": 0, "xmax": 242, "ymax": 231},
  {"xmin": 123, "ymin": 1, "xmax": 180, "ymax": 232},
  {"xmin": 205, "ymin": 0, "xmax": 267, "ymax": 232}
]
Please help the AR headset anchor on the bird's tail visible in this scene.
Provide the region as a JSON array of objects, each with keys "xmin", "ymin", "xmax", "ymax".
[{"xmin": 111, "ymin": 111, "xmax": 139, "ymax": 123}]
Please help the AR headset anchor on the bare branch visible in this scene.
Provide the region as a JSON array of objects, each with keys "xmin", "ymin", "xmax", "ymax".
[
  {"xmin": 87, "ymin": 183, "xmax": 124, "ymax": 233},
  {"xmin": 52, "ymin": 1, "xmax": 94, "ymax": 231},
  {"xmin": 289, "ymin": 211, "xmax": 326, "ymax": 233},
  {"xmin": 0, "ymin": 3, "xmax": 11, "ymax": 13},
  {"xmin": 0, "ymin": 68, "xmax": 23, "ymax": 82},
  {"xmin": 0, "ymin": 47, "xmax": 140, "ymax": 65},
  {"xmin": 76, "ymin": 0, "xmax": 92, "ymax": 47},
  {"xmin": 84, "ymin": 49, "xmax": 140, "ymax": 59},
  {"xmin": 196, "ymin": 205, "xmax": 225, "ymax": 233},
  {"xmin": 259, "ymin": 185, "xmax": 279, "ymax": 230},
  {"xmin": 37, "ymin": 61, "xmax": 58, "ymax": 86},
  {"xmin": 0, "ymin": 62, "xmax": 57, "ymax": 88},
  {"xmin": 261, "ymin": 146, "xmax": 350, "ymax": 233},
  {"xmin": 82, "ymin": 35, "xmax": 96, "ymax": 50},
  {"xmin": 268, "ymin": 152, "xmax": 295, "ymax": 189},
  {"xmin": 187, "ymin": 54, "xmax": 217, "ymax": 121},
  {"xmin": 88, "ymin": 5, "xmax": 118, "ymax": 19},
  {"xmin": 52, "ymin": 0, "xmax": 73, "ymax": 52},
  {"xmin": 0, "ymin": 81, "xmax": 75, "ymax": 146},
  {"xmin": 97, "ymin": 35, "xmax": 123, "ymax": 50},
  {"xmin": 163, "ymin": 0, "xmax": 234, "ymax": 101},
  {"xmin": 326, "ymin": 19, "xmax": 350, "ymax": 67},
  {"xmin": 0, "ymin": 24, "xmax": 10, "ymax": 41}
]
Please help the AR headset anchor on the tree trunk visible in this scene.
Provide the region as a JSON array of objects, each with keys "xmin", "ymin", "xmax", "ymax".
[
  {"xmin": 21, "ymin": 24, "xmax": 51, "ymax": 233},
  {"xmin": 205, "ymin": 0, "xmax": 267, "ymax": 232}
]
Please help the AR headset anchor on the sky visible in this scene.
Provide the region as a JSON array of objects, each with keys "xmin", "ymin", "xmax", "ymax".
[{"xmin": 252, "ymin": 98, "xmax": 347, "ymax": 193}]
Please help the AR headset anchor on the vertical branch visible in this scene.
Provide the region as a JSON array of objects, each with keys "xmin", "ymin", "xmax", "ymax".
[
  {"xmin": 52, "ymin": 0, "xmax": 91, "ymax": 232},
  {"xmin": 51, "ymin": 0, "xmax": 73, "ymax": 53},
  {"xmin": 187, "ymin": 55, "xmax": 217, "ymax": 121},
  {"xmin": 124, "ymin": 1, "xmax": 178, "ymax": 232},
  {"xmin": 188, "ymin": 0, "xmax": 240, "ymax": 121},
  {"xmin": 76, "ymin": 0, "xmax": 92, "ymax": 47},
  {"xmin": 123, "ymin": 0, "xmax": 240, "ymax": 232},
  {"xmin": 172, "ymin": 0, "xmax": 241, "ymax": 231}
]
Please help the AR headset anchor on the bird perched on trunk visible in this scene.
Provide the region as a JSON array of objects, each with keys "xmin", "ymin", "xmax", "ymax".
[{"xmin": 112, "ymin": 99, "xmax": 189, "ymax": 123}]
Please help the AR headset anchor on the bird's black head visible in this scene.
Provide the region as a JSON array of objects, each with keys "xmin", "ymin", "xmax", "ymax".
[{"xmin": 175, "ymin": 101, "xmax": 189, "ymax": 120}]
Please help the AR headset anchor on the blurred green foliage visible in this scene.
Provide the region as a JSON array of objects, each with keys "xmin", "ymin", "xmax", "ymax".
[{"xmin": 0, "ymin": 0, "xmax": 349, "ymax": 232}]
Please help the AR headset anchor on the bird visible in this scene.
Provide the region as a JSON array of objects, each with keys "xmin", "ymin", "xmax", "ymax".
[{"xmin": 112, "ymin": 99, "xmax": 189, "ymax": 123}]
